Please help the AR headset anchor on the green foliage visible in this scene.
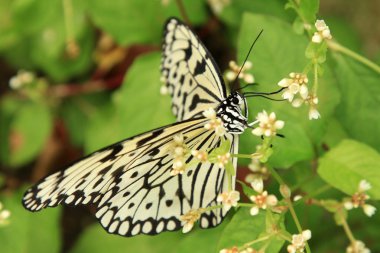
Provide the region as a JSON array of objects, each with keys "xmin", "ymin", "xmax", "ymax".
[
  {"xmin": 333, "ymin": 54, "xmax": 380, "ymax": 152},
  {"xmin": 71, "ymin": 224, "xmax": 183, "ymax": 253},
  {"xmin": 0, "ymin": 99, "xmax": 53, "ymax": 167},
  {"xmin": 85, "ymin": 0, "xmax": 207, "ymax": 46},
  {"xmin": 318, "ymin": 139, "xmax": 380, "ymax": 199},
  {"xmin": 0, "ymin": 189, "xmax": 61, "ymax": 253},
  {"xmin": 218, "ymin": 209, "xmax": 285, "ymax": 252},
  {"xmin": 0, "ymin": 0, "xmax": 379, "ymax": 253}
]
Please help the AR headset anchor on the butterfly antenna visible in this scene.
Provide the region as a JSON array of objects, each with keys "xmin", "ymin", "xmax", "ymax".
[{"xmin": 233, "ymin": 29, "xmax": 264, "ymax": 85}]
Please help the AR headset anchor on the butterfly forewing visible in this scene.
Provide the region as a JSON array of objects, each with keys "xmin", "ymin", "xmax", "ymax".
[{"xmin": 161, "ymin": 18, "xmax": 227, "ymax": 121}]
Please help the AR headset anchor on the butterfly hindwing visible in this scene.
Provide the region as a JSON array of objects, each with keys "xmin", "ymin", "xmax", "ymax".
[
  {"xmin": 161, "ymin": 18, "xmax": 227, "ymax": 121},
  {"xmin": 23, "ymin": 118, "xmax": 237, "ymax": 236}
]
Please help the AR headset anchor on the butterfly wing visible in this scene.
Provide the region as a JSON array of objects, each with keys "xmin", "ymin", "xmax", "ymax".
[
  {"xmin": 23, "ymin": 118, "xmax": 238, "ymax": 236},
  {"xmin": 161, "ymin": 18, "xmax": 227, "ymax": 121}
]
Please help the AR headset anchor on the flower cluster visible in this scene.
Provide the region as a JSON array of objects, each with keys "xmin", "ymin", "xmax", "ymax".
[
  {"xmin": 0, "ymin": 202, "xmax": 11, "ymax": 226},
  {"xmin": 225, "ymin": 60, "xmax": 254, "ymax": 84},
  {"xmin": 292, "ymin": 94, "xmax": 320, "ymax": 120},
  {"xmin": 191, "ymin": 150, "xmax": 209, "ymax": 162},
  {"xmin": 9, "ymin": 70, "xmax": 35, "ymax": 90},
  {"xmin": 170, "ymin": 134, "xmax": 189, "ymax": 176},
  {"xmin": 249, "ymin": 178, "xmax": 278, "ymax": 216},
  {"xmin": 217, "ymin": 190, "xmax": 240, "ymax": 211},
  {"xmin": 312, "ymin": 20, "xmax": 332, "ymax": 44},
  {"xmin": 346, "ymin": 240, "xmax": 370, "ymax": 253},
  {"xmin": 278, "ymin": 72, "xmax": 309, "ymax": 102},
  {"xmin": 203, "ymin": 108, "xmax": 226, "ymax": 136},
  {"xmin": 251, "ymin": 111, "xmax": 284, "ymax": 137},
  {"xmin": 343, "ymin": 180, "xmax": 376, "ymax": 217},
  {"xmin": 287, "ymin": 230, "xmax": 312, "ymax": 253},
  {"xmin": 180, "ymin": 209, "xmax": 203, "ymax": 233},
  {"xmin": 217, "ymin": 152, "xmax": 231, "ymax": 169},
  {"xmin": 245, "ymin": 158, "xmax": 269, "ymax": 183},
  {"xmin": 278, "ymin": 72, "xmax": 320, "ymax": 120}
]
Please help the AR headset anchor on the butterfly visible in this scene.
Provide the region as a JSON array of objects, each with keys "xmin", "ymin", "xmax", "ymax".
[{"xmin": 22, "ymin": 18, "xmax": 250, "ymax": 237}]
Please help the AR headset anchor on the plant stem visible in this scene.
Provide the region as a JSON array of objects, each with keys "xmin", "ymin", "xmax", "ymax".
[
  {"xmin": 267, "ymin": 166, "xmax": 312, "ymax": 253},
  {"xmin": 237, "ymin": 202, "xmax": 254, "ymax": 207},
  {"xmin": 313, "ymin": 61, "xmax": 318, "ymax": 95},
  {"xmin": 267, "ymin": 166, "xmax": 285, "ymax": 185},
  {"xmin": 327, "ymin": 40, "xmax": 380, "ymax": 74},
  {"xmin": 340, "ymin": 218, "xmax": 356, "ymax": 245},
  {"xmin": 175, "ymin": 0, "xmax": 191, "ymax": 26},
  {"xmin": 286, "ymin": 198, "xmax": 312, "ymax": 253},
  {"xmin": 242, "ymin": 235, "xmax": 271, "ymax": 249},
  {"xmin": 232, "ymin": 154, "xmax": 252, "ymax": 159}
]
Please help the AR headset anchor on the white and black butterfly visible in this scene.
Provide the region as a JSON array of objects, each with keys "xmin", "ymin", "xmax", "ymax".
[{"xmin": 22, "ymin": 18, "xmax": 251, "ymax": 237}]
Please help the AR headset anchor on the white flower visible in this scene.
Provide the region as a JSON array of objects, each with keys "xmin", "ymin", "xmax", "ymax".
[
  {"xmin": 343, "ymin": 179, "xmax": 376, "ymax": 217},
  {"xmin": 346, "ymin": 240, "xmax": 371, "ymax": 253},
  {"xmin": 287, "ymin": 230, "xmax": 312, "ymax": 253},
  {"xmin": 251, "ymin": 111, "xmax": 284, "ymax": 137},
  {"xmin": 170, "ymin": 158, "xmax": 187, "ymax": 176},
  {"xmin": 363, "ymin": 204, "xmax": 376, "ymax": 217},
  {"xmin": 278, "ymin": 72, "xmax": 309, "ymax": 102},
  {"xmin": 9, "ymin": 70, "xmax": 35, "ymax": 90},
  {"xmin": 293, "ymin": 195, "xmax": 303, "ymax": 202},
  {"xmin": 249, "ymin": 180, "xmax": 278, "ymax": 216},
  {"xmin": 180, "ymin": 209, "xmax": 202, "ymax": 233},
  {"xmin": 246, "ymin": 159, "xmax": 269, "ymax": 183},
  {"xmin": 170, "ymin": 134, "xmax": 189, "ymax": 175},
  {"xmin": 359, "ymin": 180, "xmax": 371, "ymax": 192},
  {"xmin": 191, "ymin": 150, "xmax": 208, "ymax": 162},
  {"xmin": 219, "ymin": 246, "xmax": 239, "ymax": 253},
  {"xmin": 216, "ymin": 152, "xmax": 231, "ymax": 169},
  {"xmin": 217, "ymin": 191, "xmax": 240, "ymax": 211},
  {"xmin": 225, "ymin": 60, "xmax": 254, "ymax": 83},
  {"xmin": 312, "ymin": 20, "xmax": 332, "ymax": 44},
  {"xmin": 251, "ymin": 178, "xmax": 264, "ymax": 193},
  {"xmin": 203, "ymin": 108, "xmax": 226, "ymax": 136},
  {"xmin": 291, "ymin": 94, "xmax": 320, "ymax": 120},
  {"xmin": 208, "ymin": 0, "xmax": 230, "ymax": 14},
  {"xmin": 0, "ymin": 202, "xmax": 11, "ymax": 226}
]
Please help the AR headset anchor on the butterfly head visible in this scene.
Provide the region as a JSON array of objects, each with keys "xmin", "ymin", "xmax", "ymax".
[{"xmin": 217, "ymin": 92, "xmax": 248, "ymax": 134}]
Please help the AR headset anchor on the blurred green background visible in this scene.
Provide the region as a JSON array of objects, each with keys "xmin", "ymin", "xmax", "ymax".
[{"xmin": 0, "ymin": 0, "xmax": 379, "ymax": 252}]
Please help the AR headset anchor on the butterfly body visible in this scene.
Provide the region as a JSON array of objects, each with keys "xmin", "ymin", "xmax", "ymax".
[{"xmin": 217, "ymin": 92, "xmax": 248, "ymax": 134}]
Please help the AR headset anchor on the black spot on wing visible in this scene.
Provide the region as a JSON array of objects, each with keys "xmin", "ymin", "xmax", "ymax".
[
  {"xmin": 194, "ymin": 59, "xmax": 207, "ymax": 76},
  {"xmin": 189, "ymin": 94, "xmax": 213, "ymax": 111},
  {"xmin": 100, "ymin": 144, "xmax": 123, "ymax": 162},
  {"xmin": 137, "ymin": 129, "xmax": 164, "ymax": 146}
]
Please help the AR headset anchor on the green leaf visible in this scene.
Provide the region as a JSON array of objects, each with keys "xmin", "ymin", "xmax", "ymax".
[
  {"xmin": 113, "ymin": 53, "xmax": 174, "ymax": 138},
  {"xmin": 237, "ymin": 180, "xmax": 255, "ymax": 197},
  {"xmin": 83, "ymin": 100, "xmax": 123, "ymax": 153},
  {"xmin": 318, "ymin": 139, "xmax": 380, "ymax": 199},
  {"xmin": 0, "ymin": 0, "xmax": 94, "ymax": 81},
  {"xmin": 177, "ymin": 221, "xmax": 229, "ymax": 253},
  {"xmin": 9, "ymin": 101, "xmax": 53, "ymax": 167},
  {"xmin": 333, "ymin": 54, "xmax": 380, "ymax": 152},
  {"xmin": 297, "ymin": 0, "xmax": 319, "ymax": 24},
  {"xmin": 84, "ymin": 0, "xmax": 207, "ymax": 46},
  {"xmin": 0, "ymin": 188, "xmax": 61, "ymax": 253},
  {"xmin": 70, "ymin": 224, "xmax": 183, "ymax": 253},
  {"xmin": 237, "ymin": 13, "xmax": 340, "ymax": 167},
  {"xmin": 218, "ymin": 209, "xmax": 284, "ymax": 253}
]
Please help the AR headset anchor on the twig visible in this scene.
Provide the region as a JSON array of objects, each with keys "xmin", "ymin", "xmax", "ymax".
[{"xmin": 175, "ymin": 0, "xmax": 191, "ymax": 26}]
